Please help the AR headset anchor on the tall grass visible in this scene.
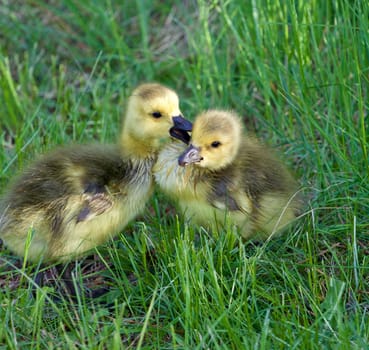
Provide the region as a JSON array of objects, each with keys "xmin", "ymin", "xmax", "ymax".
[{"xmin": 0, "ymin": 0, "xmax": 368, "ymax": 348}]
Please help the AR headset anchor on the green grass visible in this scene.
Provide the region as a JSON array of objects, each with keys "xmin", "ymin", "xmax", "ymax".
[{"xmin": 1, "ymin": 0, "xmax": 368, "ymax": 348}]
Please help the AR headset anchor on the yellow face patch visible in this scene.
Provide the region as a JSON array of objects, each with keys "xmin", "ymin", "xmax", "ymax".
[
  {"xmin": 190, "ymin": 110, "xmax": 242, "ymax": 170},
  {"xmin": 125, "ymin": 84, "xmax": 183, "ymax": 142}
]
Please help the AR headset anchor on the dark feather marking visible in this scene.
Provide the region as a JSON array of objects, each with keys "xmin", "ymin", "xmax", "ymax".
[
  {"xmin": 208, "ymin": 181, "xmax": 242, "ymax": 212},
  {"xmin": 84, "ymin": 183, "xmax": 106, "ymax": 194},
  {"xmin": 76, "ymin": 207, "xmax": 90, "ymax": 223},
  {"xmin": 208, "ymin": 171, "xmax": 243, "ymax": 212},
  {"xmin": 76, "ymin": 193, "xmax": 113, "ymax": 223}
]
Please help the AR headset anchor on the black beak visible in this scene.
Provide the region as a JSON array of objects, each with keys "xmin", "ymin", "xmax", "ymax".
[
  {"xmin": 170, "ymin": 115, "xmax": 193, "ymax": 144},
  {"xmin": 178, "ymin": 144, "xmax": 203, "ymax": 166},
  {"xmin": 172, "ymin": 116, "xmax": 192, "ymax": 131}
]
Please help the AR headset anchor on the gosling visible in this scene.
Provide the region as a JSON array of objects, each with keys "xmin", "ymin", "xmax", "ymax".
[
  {"xmin": 0, "ymin": 83, "xmax": 192, "ymax": 263},
  {"xmin": 154, "ymin": 109, "xmax": 303, "ymax": 240}
]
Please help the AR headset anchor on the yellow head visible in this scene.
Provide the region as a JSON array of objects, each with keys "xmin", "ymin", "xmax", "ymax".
[
  {"xmin": 178, "ymin": 110, "xmax": 242, "ymax": 170},
  {"xmin": 121, "ymin": 83, "xmax": 192, "ymax": 156}
]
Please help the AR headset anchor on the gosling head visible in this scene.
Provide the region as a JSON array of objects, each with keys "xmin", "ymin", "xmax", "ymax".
[
  {"xmin": 122, "ymin": 83, "xmax": 192, "ymax": 154},
  {"xmin": 178, "ymin": 110, "xmax": 242, "ymax": 170}
]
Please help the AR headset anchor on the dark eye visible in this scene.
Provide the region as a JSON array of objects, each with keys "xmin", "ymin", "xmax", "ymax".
[
  {"xmin": 151, "ymin": 112, "xmax": 162, "ymax": 119},
  {"xmin": 211, "ymin": 141, "xmax": 221, "ymax": 148}
]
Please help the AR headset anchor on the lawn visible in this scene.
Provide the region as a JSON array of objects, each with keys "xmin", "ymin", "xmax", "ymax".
[{"xmin": 0, "ymin": 0, "xmax": 368, "ymax": 348}]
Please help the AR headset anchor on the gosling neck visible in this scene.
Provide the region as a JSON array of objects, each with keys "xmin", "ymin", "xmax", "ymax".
[{"xmin": 119, "ymin": 129, "xmax": 158, "ymax": 160}]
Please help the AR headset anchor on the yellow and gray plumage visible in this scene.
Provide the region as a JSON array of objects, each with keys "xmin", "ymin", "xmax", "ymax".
[
  {"xmin": 154, "ymin": 109, "xmax": 303, "ymax": 239},
  {"xmin": 0, "ymin": 83, "xmax": 192, "ymax": 262}
]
